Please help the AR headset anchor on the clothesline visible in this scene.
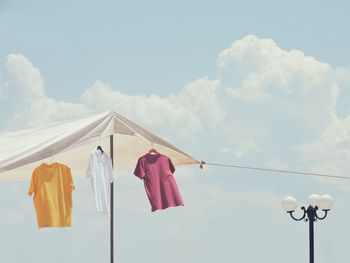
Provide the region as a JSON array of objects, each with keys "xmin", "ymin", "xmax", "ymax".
[{"xmin": 199, "ymin": 160, "xmax": 350, "ymax": 180}]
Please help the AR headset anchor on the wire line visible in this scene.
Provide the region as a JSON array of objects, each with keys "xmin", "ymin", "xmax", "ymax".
[{"xmin": 201, "ymin": 161, "xmax": 350, "ymax": 180}]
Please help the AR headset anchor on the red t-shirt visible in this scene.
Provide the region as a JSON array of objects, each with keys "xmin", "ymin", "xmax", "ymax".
[{"xmin": 134, "ymin": 153, "xmax": 184, "ymax": 212}]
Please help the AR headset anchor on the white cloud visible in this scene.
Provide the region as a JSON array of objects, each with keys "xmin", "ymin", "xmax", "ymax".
[
  {"xmin": 81, "ymin": 78, "xmax": 225, "ymax": 136},
  {"xmin": 212, "ymin": 35, "xmax": 350, "ymax": 178},
  {"xmin": 294, "ymin": 115, "xmax": 350, "ymax": 179},
  {"xmin": 5, "ymin": 97, "xmax": 93, "ymax": 129},
  {"xmin": 1, "ymin": 35, "xmax": 350, "ymax": 178},
  {"xmin": 321, "ymin": 115, "xmax": 350, "ymax": 145},
  {"xmin": 218, "ymin": 35, "xmax": 285, "ymax": 88},
  {"xmin": 3, "ymin": 54, "xmax": 45, "ymax": 102},
  {"xmin": 0, "ymin": 54, "xmax": 92, "ymax": 129},
  {"xmin": 220, "ymin": 35, "xmax": 337, "ymax": 140}
]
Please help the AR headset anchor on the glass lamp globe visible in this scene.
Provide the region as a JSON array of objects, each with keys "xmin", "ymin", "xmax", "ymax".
[
  {"xmin": 282, "ymin": 196, "xmax": 297, "ymax": 212},
  {"xmin": 307, "ymin": 194, "xmax": 321, "ymax": 207},
  {"xmin": 318, "ymin": 194, "xmax": 334, "ymax": 210}
]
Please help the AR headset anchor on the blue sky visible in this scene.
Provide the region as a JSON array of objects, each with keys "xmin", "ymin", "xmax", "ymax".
[{"xmin": 1, "ymin": 1, "xmax": 350, "ymax": 263}]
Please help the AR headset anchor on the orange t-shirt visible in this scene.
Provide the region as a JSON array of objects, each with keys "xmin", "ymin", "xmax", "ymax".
[{"xmin": 28, "ymin": 162, "xmax": 75, "ymax": 228}]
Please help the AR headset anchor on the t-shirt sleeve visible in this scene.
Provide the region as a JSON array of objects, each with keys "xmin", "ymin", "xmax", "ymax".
[
  {"xmin": 134, "ymin": 157, "xmax": 146, "ymax": 179},
  {"xmin": 67, "ymin": 167, "xmax": 75, "ymax": 191},
  {"xmin": 168, "ymin": 158, "xmax": 175, "ymax": 174},
  {"xmin": 28, "ymin": 170, "xmax": 36, "ymax": 196}
]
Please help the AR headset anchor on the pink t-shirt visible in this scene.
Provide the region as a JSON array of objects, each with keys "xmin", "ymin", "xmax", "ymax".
[{"xmin": 134, "ymin": 153, "xmax": 184, "ymax": 212}]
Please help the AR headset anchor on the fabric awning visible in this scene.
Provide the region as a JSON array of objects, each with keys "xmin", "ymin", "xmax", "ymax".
[{"xmin": 0, "ymin": 111, "xmax": 199, "ymax": 181}]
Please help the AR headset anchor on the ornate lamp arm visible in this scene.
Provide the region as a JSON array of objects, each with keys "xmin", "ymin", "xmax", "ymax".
[
  {"xmin": 315, "ymin": 208, "xmax": 329, "ymax": 220},
  {"xmin": 288, "ymin": 206, "xmax": 307, "ymax": 221}
]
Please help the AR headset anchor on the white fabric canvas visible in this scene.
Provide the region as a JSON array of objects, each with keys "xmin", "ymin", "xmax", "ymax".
[
  {"xmin": 87, "ymin": 149, "xmax": 114, "ymax": 216},
  {"xmin": 0, "ymin": 111, "xmax": 198, "ymax": 181}
]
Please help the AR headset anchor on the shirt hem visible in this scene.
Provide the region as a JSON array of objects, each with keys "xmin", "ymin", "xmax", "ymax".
[{"xmin": 151, "ymin": 204, "xmax": 184, "ymax": 212}]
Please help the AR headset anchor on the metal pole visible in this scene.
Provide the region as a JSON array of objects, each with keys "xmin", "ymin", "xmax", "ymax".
[
  {"xmin": 309, "ymin": 217, "xmax": 314, "ymax": 263},
  {"xmin": 306, "ymin": 206, "xmax": 315, "ymax": 263},
  {"xmin": 110, "ymin": 135, "xmax": 114, "ymax": 263}
]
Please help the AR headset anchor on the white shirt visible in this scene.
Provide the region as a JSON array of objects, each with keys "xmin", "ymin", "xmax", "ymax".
[{"xmin": 87, "ymin": 149, "xmax": 114, "ymax": 216}]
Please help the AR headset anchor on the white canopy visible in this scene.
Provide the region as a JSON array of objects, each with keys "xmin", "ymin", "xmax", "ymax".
[{"xmin": 0, "ymin": 111, "xmax": 199, "ymax": 181}]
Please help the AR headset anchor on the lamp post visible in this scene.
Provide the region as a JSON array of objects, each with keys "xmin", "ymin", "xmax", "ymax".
[{"xmin": 282, "ymin": 194, "xmax": 334, "ymax": 263}]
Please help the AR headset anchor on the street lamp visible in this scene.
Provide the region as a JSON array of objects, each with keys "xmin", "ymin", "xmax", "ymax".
[{"xmin": 282, "ymin": 194, "xmax": 334, "ymax": 263}]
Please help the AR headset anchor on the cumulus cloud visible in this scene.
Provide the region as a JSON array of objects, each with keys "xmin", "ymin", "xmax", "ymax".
[
  {"xmin": 208, "ymin": 35, "xmax": 350, "ymax": 177},
  {"xmin": 220, "ymin": 35, "xmax": 338, "ymax": 145},
  {"xmin": 0, "ymin": 54, "xmax": 92, "ymax": 129},
  {"xmin": 3, "ymin": 54, "xmax": 45, "ymax": 102},
  {"xmin": 5, "ymin": 97, "xmax": 93, "ymax": 129},
  {"xmin": 1, "ymin": 35, "xmax": 350, "ymax": 178},
  {"xmin": 81, "ymin": 78, "xmax": 225, "ymax": 136}
]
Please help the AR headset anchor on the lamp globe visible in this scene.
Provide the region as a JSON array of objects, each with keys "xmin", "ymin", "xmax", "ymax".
[{"xmin": 282, "ymin": 196, "xmax": 297, "ymax": 212}]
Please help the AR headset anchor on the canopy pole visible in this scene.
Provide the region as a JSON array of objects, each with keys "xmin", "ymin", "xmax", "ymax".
[{"xmin": 110, "ymin": 135, "xmax": 114, "ymax": 263}]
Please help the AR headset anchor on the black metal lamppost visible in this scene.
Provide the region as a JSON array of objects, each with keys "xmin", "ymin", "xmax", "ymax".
[{"xmin": 282, "ymin": 194, "xmax": 334, "ymax": 263}]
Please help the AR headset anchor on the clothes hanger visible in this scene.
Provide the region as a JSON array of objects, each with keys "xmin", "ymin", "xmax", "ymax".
[
  {"xmin": 97, "ymin": 145, "xmax": 104, "ymax": 153},
  {"xmin": 43, "ymin": 153, "xmax": 56, "ymax": 166},
  {"xmin": 148, "ymin": 148, "xmax": 158, "ymax": 154}
]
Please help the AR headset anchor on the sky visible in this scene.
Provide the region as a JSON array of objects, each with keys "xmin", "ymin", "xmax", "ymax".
[{"xmin": 1, "ymin": 0, "xmax": 350, "ymax": 262}]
